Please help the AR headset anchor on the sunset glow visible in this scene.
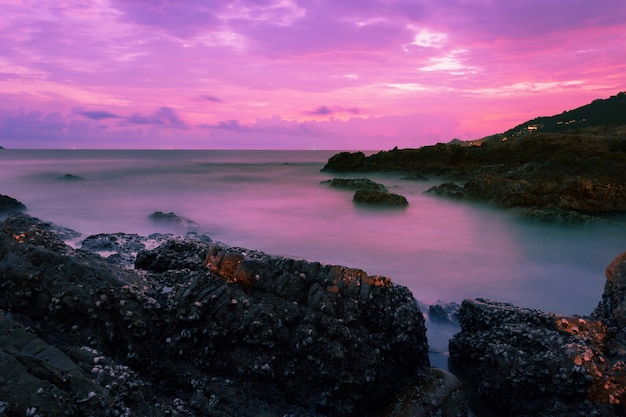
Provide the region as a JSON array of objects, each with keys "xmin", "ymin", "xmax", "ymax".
[{"xmin": 0, "ymin": 0, "xmax": 624, "ymax": 149}]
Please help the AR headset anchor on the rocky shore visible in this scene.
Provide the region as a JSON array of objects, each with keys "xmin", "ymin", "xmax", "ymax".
[
  {"xmin": 0, "ymin": 211, "xmax": 444, "ymax": 417},
  {"xmin": 449, "ymin": 250, "xmax": 626, "ymax": 416},
  {"xmin": 321, "ymin": 126, "xmax": 626, "ymax": 221},
  {"xmin": 3, "ymin": 195, "xmax": 626, "ymax": 416}
]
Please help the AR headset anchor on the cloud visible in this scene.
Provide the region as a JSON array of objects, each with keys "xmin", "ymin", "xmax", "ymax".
[
  {"xmin": 125, "ymin": 107, "xmax": 188, "ymax": 129},
  {"xmin": 197, "ymin": 95, "xmax": 224, "ymax": 103},
  {"xmin": 307, "ymin": 106, "xmax": 333, "ymax": 115},
  {"xmin": 80, "ymin": 110, "xmax": 121, "ymax": 120},
  {"xmin": 304, "ymin": 106, "xmax": 361, "ymax": 116}
]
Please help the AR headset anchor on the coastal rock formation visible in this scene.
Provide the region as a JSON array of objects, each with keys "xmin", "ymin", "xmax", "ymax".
[
  {"xmin": 0, "ymin": 194, "xmax": 26, "ymax": 214},
  {"xmin": 449, "ymin": 251, "xmax": 626, "ymax": 416},
  {"xmin": 322, "ymin": 125, "xmax": 626, "ymax": 219},
  {"xmin": 0, "ymin": 212, "xmax": 430, "ymax": 417}
]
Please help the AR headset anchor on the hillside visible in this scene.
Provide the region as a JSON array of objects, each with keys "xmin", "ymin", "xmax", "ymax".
[{"xmin": 500, "ymin": 91, "xmax": 626, "ymax": 139}]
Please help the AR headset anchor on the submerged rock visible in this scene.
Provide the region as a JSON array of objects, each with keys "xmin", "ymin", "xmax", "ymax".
[
  {"xmin": 449, "ymin": 250, "xmax": 626, "ymax": 417},
  {"xmin": 353, "ymin": 189, "xmax": 409, "ymax": 207},
  {"xmin": 60, "ymin": 173, "xmax": 84, "ymax": 180},
  {"xmin": 0, "ymin": 212, "xmax": 430, "ymax": 417},
  {"xmin": 149, "ymin": 210, "xmax": 199, "ymax": 231},
  {"xmin": 322, "ymin": 178, "xmax": 388, "ymax": 192}
]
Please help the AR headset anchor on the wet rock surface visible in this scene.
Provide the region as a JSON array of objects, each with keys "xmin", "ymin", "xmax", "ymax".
[
  {"xmin": 449, "ymin": 250, "xmax": 626, "ymax": 417},
  {"xmin": 0, "ymin": 212, "xmax": 431, "ymax": 417}
]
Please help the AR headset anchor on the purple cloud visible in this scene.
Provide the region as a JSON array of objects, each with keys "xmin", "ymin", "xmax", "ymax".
[
  {"xmin": 305, "ymin": 106, "xmax": 361, "ymax": 116},
  {"xmin": 125, "ymin": 107, "xmax": 188, "ymax": 129},
  {"xmin": 80, "ymin": 110, "xmax": 121, "ymax": 120},
  {"xmin": 197, "ymin": 95, "xmax": 224, "ymax": 103}
]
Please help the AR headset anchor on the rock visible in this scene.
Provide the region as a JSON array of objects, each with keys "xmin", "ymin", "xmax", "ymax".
[
  {"xmin": 0, "ymin": 194, "xmax": 26, "ymax": 214},
  {"xmin": 449, "ymin": 289, "xmax": 626, "ymax": 416},
  {"xmin": 149, "ymin": 211, "xmax": 199, "ymax": 231},
  {"xmin": 322, "ymin": 178, "xmax": 388, "ymax": 192},
  {"xmin": 353, "ymin": 190, "xmax": 409, "ymax": 207},
  {"xmin": 428, "ymin": 302, "xmax": 461, "ymax": 326},
  {"xmin": 0, "ymin": 212, "xmax": 431, "ymax": 417},
  {"xmin": 426, "ymin": 183, "xmax": 464, "ymax": 199},
  {"xmin": 60, "ymin": 173, "xmax": 84, "ymax": 180},
  {"xmin": 385, "ymin": 368, "xmax": 467, "ymax": 417},
  {"xmin": 321, "ymin": 151, "xmax": 366, "ymax": 172},
  {"xmin": 322, "ymin": 131, "xmax": 626, "ymax": 220}
]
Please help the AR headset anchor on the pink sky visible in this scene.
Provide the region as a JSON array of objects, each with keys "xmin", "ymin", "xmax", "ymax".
[{"xmin": 0, "ymin": 0, "xmax": 625, "ymax": 150}]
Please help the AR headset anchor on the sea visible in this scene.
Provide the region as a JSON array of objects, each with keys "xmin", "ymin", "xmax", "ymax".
[{"xmin": 1, "ymin": 149, "xmax": 625, "ymax": 368}]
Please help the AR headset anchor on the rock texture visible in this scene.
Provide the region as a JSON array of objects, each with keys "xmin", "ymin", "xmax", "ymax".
[
  {"xmin": 0, "ymin": 212, "xmax": 431, "ymax": 417},
  {"xmin": 449, "ymin": 251, "xmax": 626, "ymax": 417},
  {"xmin": 353, "ymin": 190, "xmax": 409, "ymax": 207},
  {"xmin": 0, "ymin": 194, "xmax": 26, "ymax": 214}
]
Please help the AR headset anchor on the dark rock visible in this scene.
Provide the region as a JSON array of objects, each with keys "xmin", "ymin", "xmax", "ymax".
[
  {"xmin": 321, "ymin": 151, "xmax": 366, "ymax": 172},
  {"xmin": 322, "ymin": 125, "xmax": 626, "ymax": 220},
  {"xmin": 353, "ymin": 189, "xmax": 409, "ymax": 207},
  {"xmin": 450, "ymin": 262, "xmax": 626, "ymax": 417},
  {"xmin": 0, "ymin": 213, "xmax": 430, "ymax": 417},
  {"xmin": 385, "ymin": 368, "xmax": 467, "ymax": 417},
  {"xmin": 60, "ymin": 173, "xmax": 84, "ymax": 180},
  {"xmin": 80, "ymin": 232, "xmax": 174, "ymax": 268},
  {"xmin": 426, "ymin": 183, "xmax": 464, "ymax": 199},
  {"xmin": 149, "ymin": 211, "xmax": 199, "ymax": 231},
  {"xmin": 322, "ymin": 178, "xmax": 388, "ymax": 192},
  {"xmin": 0, "ymin": 194, "xmax": 26, "ymax": 214},
  {"xmin": 428, "ymin": 302, "xmax": 461, "ymax": 326}
]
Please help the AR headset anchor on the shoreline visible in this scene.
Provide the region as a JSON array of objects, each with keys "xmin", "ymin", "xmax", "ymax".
[{"xmin": 3, "ymin": 191, "xmax": 626, "ymax": 415}]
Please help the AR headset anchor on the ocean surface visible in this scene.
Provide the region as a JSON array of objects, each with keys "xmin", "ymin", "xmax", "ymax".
[{"xmin": 2, "ymin": 149, "xmax": 625, "ymax": 367}]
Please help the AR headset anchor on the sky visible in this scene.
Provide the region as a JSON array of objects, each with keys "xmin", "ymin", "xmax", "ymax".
[{"xmin": 0, "ymin": 0, "xmax": 625, "ymax": 150}]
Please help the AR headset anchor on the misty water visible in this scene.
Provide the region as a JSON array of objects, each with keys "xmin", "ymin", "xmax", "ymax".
[{"xmin": 2, "ymin": 149, "xmax": 625, "ymax": 368}]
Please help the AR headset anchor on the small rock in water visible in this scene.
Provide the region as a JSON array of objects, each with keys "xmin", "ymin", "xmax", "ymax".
[
  {"xmin": 353, "ymin": 190, "xmax": 408, "ymax": 207},
  {"xmin": 60, "ymin": 173, "xmax": 84, "ymax": 180}
]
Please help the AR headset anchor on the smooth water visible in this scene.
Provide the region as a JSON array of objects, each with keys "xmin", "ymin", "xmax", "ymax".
[{"xmin": 2, "ymin": 149, "xmax": 625, "ymax": 365}]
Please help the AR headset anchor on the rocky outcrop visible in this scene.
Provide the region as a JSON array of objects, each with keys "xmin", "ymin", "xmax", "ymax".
[
  {"xmin": 449, "ymin": 251, "xmax": 626, "ymax": 416},
  {"xmin": 0, "ymin": 194, "xmax": 26, "ymax": 214},
  {"xmin": 0, "ymin": 213, "xmax": 431, "ymax": 417},
  {"xmin": 323, "ymin": 130, "xmax": 626, "ymax": 219},
  {"xmin": 322, "ymin": 151, "xmax": 367, "ymax": 172}
]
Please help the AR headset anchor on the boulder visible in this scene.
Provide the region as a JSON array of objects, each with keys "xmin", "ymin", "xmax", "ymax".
[
  {"xmin": 0, "ymin": 212, "xmax": 430, "ymax": 417},
  {"xmin": 353, "ymin": 190, "xmax": 409, "ymax": 207},
  {"xmin": 0, "ymin": 194, "xmax": 26, "ymax": 214},
  {"xmin": 450, "ymin": 255, "xmax": 626, "ymax": 417},
  {"xmin": 426, "ymin": 183, "xmax": 464, "ymax": 199},
  {"xmin": 149, "ymin": 211, "xmax": 199, "ymax": 231}
]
